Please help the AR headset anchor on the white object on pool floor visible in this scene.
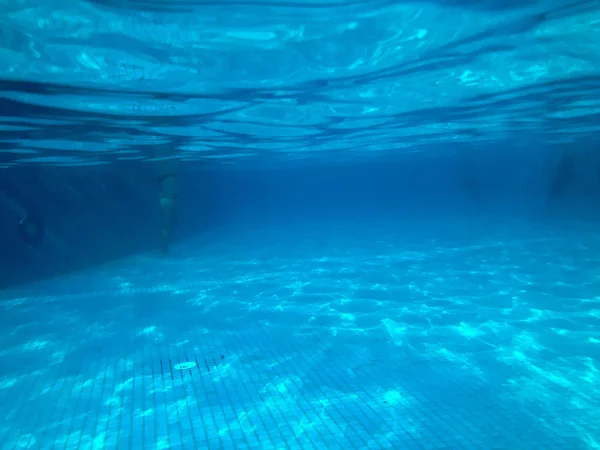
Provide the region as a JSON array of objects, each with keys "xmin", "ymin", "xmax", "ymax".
[{"xmin": 173, "ymin": 361, "xmax": 197, "ymax": 370}]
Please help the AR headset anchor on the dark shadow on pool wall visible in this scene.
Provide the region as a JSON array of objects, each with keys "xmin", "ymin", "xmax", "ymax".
[
  {"xmin": 545, "ymin": 146, "xmax": 600, "ymax": 216},
  {"xmin": 2, "ymin": 138, "xmax": 600, "ymax": 291},
  {"xmin": 178, "ymin": 141, "xmax": 600, "ymax": 241},
  {"xmin": 0, "ymin": 163, "xmax": 161, "ymax": 291}
]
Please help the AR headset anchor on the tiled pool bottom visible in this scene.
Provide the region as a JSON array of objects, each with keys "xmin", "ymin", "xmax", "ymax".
[
  {"xmin": 0, "ymin": 322, "xmax": 589, "ymax": 450},
  {"xmin": 1, "ymin": 222, "xmax": 599, "ymax": 449},
  {"xmin": 0, "ymin": 306, "xmax": 595, "ymax": 450}
]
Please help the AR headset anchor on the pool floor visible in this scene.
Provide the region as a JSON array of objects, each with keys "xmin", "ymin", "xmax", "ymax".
[{"xmin": 1, "ymin": 221, "xmax": 599, "ymax": 449}]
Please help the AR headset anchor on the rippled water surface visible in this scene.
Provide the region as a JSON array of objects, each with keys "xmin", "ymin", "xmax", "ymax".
[{"xmin": 1, "ymin": 0, "xmax": 599, "ymax": 167}]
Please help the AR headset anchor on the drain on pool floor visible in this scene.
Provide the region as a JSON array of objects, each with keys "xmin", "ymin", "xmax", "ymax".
[{"xmin": 153, "ymin": 354, "xmax": 226, "ymax": 381}]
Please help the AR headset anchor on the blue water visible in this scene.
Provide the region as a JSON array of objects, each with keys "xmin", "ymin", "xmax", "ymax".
[
  {"xmin": 1, "ymin": 0, "xmax": 599, "ymax": 166},
  {"xmin": 1, "ymin": 221, "xmax": 600, "ymax": 448},
  {"xmin": 1, "ymin": 0, "xmax": 600, "ymax": 449}
]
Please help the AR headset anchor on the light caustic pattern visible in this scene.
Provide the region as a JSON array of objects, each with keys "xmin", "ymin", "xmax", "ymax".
[
  {"xmin": 0, "ymin": 0, "xmax": 600, "ymax": 167},
  {"xmin": 0, "ymin": 225, "xmax": 598, "ymax": 448}
]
